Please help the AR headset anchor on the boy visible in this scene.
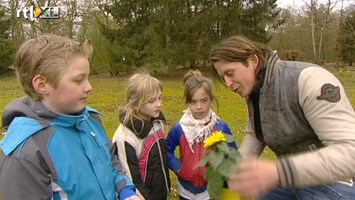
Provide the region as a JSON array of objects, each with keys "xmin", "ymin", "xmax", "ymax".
[{"xmin": 0, "ymin": 34, "xmax": 142, "ymax": 200}]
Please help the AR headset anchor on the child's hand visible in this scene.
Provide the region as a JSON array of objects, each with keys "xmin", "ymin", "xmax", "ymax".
[{"xmin": 125, "ymin": 195, "xmax": 143, "ymax": 200}]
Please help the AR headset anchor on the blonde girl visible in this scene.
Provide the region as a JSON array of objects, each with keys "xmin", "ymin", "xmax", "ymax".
[{"xmin": 112, "ymin": 73, "xmax": 170, "ymax": 200}]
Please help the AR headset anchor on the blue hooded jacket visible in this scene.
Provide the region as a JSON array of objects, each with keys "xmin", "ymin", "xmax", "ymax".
[{"xmin": 0, "ymin": 97, "xmax": 136, "ymax": 200}]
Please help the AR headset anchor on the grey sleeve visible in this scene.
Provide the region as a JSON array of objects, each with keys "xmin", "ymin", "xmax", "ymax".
[
  {"xmin": 110, "ymin": 140, "xmax": 127, "ymax": 175},
  {"xmin": 0, "ymin": 152, "xmax": 52, "ymax": 200},
  {"xmin": 277, "ymin": 67, "xmax": 355, "ymax": 187},
  {"xmin": 239, "ymin": 118, "xmax": 265, "ymax": 158}
]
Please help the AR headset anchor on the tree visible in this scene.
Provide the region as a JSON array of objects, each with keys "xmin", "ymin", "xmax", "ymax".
[
  {"xmin": 270, "ymin": 2, "xmax": 344, "ymax": 63},
  {"xmin": 305, "ymin": 0, "xmax": 339, "ymax": 64},
  {"xmin": 97, "ymin": 0, "xmax": 281, "ymax": 74},
  {"xmin": 240, "ymin": 0, "xmax": 282, "ymax": 43},
  {"xmin": 338, "ymin": 5, "xmax": 355, "ymax": 66},
  {"xmin": 0, "ymin": 6, "xmax": 15, "ymax": 72}
]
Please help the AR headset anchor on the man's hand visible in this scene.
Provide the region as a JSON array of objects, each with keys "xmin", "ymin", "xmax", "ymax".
[{"xmin": 228, "ymin": 158, "xmax": 280, "ymax": 197}]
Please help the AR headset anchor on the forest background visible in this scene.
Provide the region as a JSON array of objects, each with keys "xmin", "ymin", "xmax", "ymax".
[
  {"xmin": 0, "ymin": 0, "xmax": 354, "ymax": 199},
  {"xmin": 0, "ymin": 0, "xmax": 354, "ymax": 74}
]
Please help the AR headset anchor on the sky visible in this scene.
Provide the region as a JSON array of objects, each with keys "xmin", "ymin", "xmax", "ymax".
[
  {"xmin": 277, "ymin": 0, "xmax": 303, "ymax": 8},
  {"xmin": 276, "ymin": 0, "xmax": 354, "ymax": 9}
]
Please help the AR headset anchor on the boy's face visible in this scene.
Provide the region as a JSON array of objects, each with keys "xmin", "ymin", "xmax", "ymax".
[{"xmin": 42, "ymin": 55, "xmax": 92, "ymax": 114}]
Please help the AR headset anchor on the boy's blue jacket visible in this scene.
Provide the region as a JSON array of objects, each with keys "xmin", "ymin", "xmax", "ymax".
[{"xmin": 0, "ymin": 97, "xmax": 136, "ymax": 200}]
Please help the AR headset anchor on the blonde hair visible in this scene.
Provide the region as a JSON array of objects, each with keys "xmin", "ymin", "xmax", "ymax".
[
  {"xmin": 183, "ymin": 70, "xmax": 218, "ymax": 108},
  {"xmin": 14, "ymin": 34, "xmax": 93, "ymax": 100},
  {"xmin": 121, "ymin": 73, "xmax": 163, "ymax": 125},
  {"xmin": 210, "ymin": 35, "xmax": 272, "ymax": 83}
]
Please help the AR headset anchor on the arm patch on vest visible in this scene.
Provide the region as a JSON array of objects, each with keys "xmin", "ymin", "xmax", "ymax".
[{"xmin": 317, "ymin": 83, "xmax": 341, "ymax": 102}]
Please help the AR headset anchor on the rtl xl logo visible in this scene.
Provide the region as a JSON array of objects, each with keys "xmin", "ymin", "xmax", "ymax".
[{"xmin": 17, "ymin": 6, "xmax": 60, "ymax": 21}]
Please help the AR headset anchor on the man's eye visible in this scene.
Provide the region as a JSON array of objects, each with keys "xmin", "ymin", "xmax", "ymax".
[{"xmin": 226, "ymin": 71, "xmax": 234, "ymax": 77}]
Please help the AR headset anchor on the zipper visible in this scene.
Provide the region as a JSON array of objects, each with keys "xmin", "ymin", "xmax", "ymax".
[{"xmin": 152, "ymin": 122, "xmax": 170, "ymax": 193}]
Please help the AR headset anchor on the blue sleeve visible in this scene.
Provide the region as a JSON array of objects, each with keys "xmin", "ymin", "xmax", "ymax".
[
  {"xmin": 92, "ymin": 113, "xmax": 137, "ymax": 199},
  {"xmin": 111, "ymin": 163, "xmax": 137, "ymax": 198},
  {"xmin": 166, "ymin": 123, "xmax": 183, "ymax": 174},
  {"xmin": 118, "ymin": 185, "xmax": 137, "ymax": 200},
  {"xmin": 109, "ymin": 138, "xmax": 137, "ymax": 199}
]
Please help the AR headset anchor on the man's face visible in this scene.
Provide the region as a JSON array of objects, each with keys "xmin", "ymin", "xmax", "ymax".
[{"xmin": 214, "ymin": 59, "xmax": 259, "ymax": 97}]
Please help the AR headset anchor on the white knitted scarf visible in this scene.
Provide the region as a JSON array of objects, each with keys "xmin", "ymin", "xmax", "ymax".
[{"xmin": 179, "ymin": 108, "xmax": 219, "ymax": 153}]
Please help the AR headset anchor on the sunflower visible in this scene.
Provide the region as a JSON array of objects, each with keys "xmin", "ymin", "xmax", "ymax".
[
  {"xmin": 198, "ymin": 130, "xmax": 240, "ymax": 198},
  {"xmin": 204, "ymin": 130, "xmax": 227, "ymax": 148}
]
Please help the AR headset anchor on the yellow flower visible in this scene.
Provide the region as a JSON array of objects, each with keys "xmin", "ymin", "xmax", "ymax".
[
  {"xmin": 204, "ymin": 131, "xmax": 227, "ymax": 148},
  {"xmin": 198, "ymin": 130, "xmax": 240, "ymax": 198}
]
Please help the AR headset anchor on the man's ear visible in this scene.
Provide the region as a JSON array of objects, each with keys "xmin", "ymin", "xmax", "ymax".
[
  {"xmin": 250, "ymin": 54, "xmax": 260, "ymax": 70},
  {"xmin": 32, "ymin": 75, "xmax": 49, "ymax": 95}
]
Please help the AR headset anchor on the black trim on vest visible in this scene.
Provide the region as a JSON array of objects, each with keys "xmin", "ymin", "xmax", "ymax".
[{"xmin": 250, "ymin": 68, "xmax": 266, "ymax": 143}]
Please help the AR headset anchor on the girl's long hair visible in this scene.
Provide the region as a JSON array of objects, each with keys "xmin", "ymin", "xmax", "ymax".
[{"xmin": 120, "ymin": 73, "xmax": 163, "ymax": 126}]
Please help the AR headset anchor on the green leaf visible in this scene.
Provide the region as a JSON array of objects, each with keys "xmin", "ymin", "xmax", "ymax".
[
  {"xmin": 206, "ymin": 167, "xmax": 224, "ymax": 198},
  {"xmin": 218, "ymin": 159, "xmax": 236, "ymax": 177},
  {"xmin": 229, "ymin": 148, "xmax": 241, "ymax": 162},
  {"xmin": 209, "ymin": 151, "xmax": 224, "ymax": 169},
  {"xmin": 216, "ymin": 142, "xmax": 230, "ymax": 154},
  {"xmin": 226, "ymin": 134, "xmax": 236, "ymax": 143},
  {"xmin": 196, "ymin": 153, "xmax": 212, "ymax": 168}
]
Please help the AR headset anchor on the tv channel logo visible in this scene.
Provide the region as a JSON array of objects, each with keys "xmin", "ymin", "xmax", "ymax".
[{"xmin": 17, "ymin": 6, "xmax": 60, "ymax": 21}]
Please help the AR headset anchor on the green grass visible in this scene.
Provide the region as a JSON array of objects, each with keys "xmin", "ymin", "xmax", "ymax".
[
  {"xmin": 1, "ymin": 68, "xmax": 355, "ymax": 200},
  {"xmin": 0, "ymin": 72, "xmax": 247, "ymax": 199}
]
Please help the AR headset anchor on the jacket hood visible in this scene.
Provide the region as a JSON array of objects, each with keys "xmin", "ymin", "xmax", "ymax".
[
  {"xmin": 119, "ymin": 109, "xmax": 165, "ymax": 139},
  {"xmin": 1, "ymin": 97, "xmax": 54, "ymax": 155},
  {"xmin": 2, "ymin": 96, "xmax": 57, "ymax": 129},
  {"xmin": 0, "ymin": 96, "xmax": 99, "ymax": 156}
]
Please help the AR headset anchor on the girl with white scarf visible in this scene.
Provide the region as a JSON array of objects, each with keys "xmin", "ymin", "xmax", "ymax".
[{"xmin": 166, "ymin": 70, "xmax": 238, "ymax": 200}]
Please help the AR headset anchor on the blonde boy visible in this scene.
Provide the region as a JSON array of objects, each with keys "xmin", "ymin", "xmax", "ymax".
[{"xmin": 0, "ymin": 34, "xmax": 142, "ymax": 200}]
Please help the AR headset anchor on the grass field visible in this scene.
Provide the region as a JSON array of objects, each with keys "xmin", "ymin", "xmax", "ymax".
[{"xmin": 0, "ymin": 67, "xmax": 354, "ymax": 200}]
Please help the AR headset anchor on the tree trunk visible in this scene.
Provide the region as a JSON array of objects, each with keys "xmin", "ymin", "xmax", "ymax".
[{"xmin": 310, "ymin": 0, "xmax": 318, "ymax": 63}]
